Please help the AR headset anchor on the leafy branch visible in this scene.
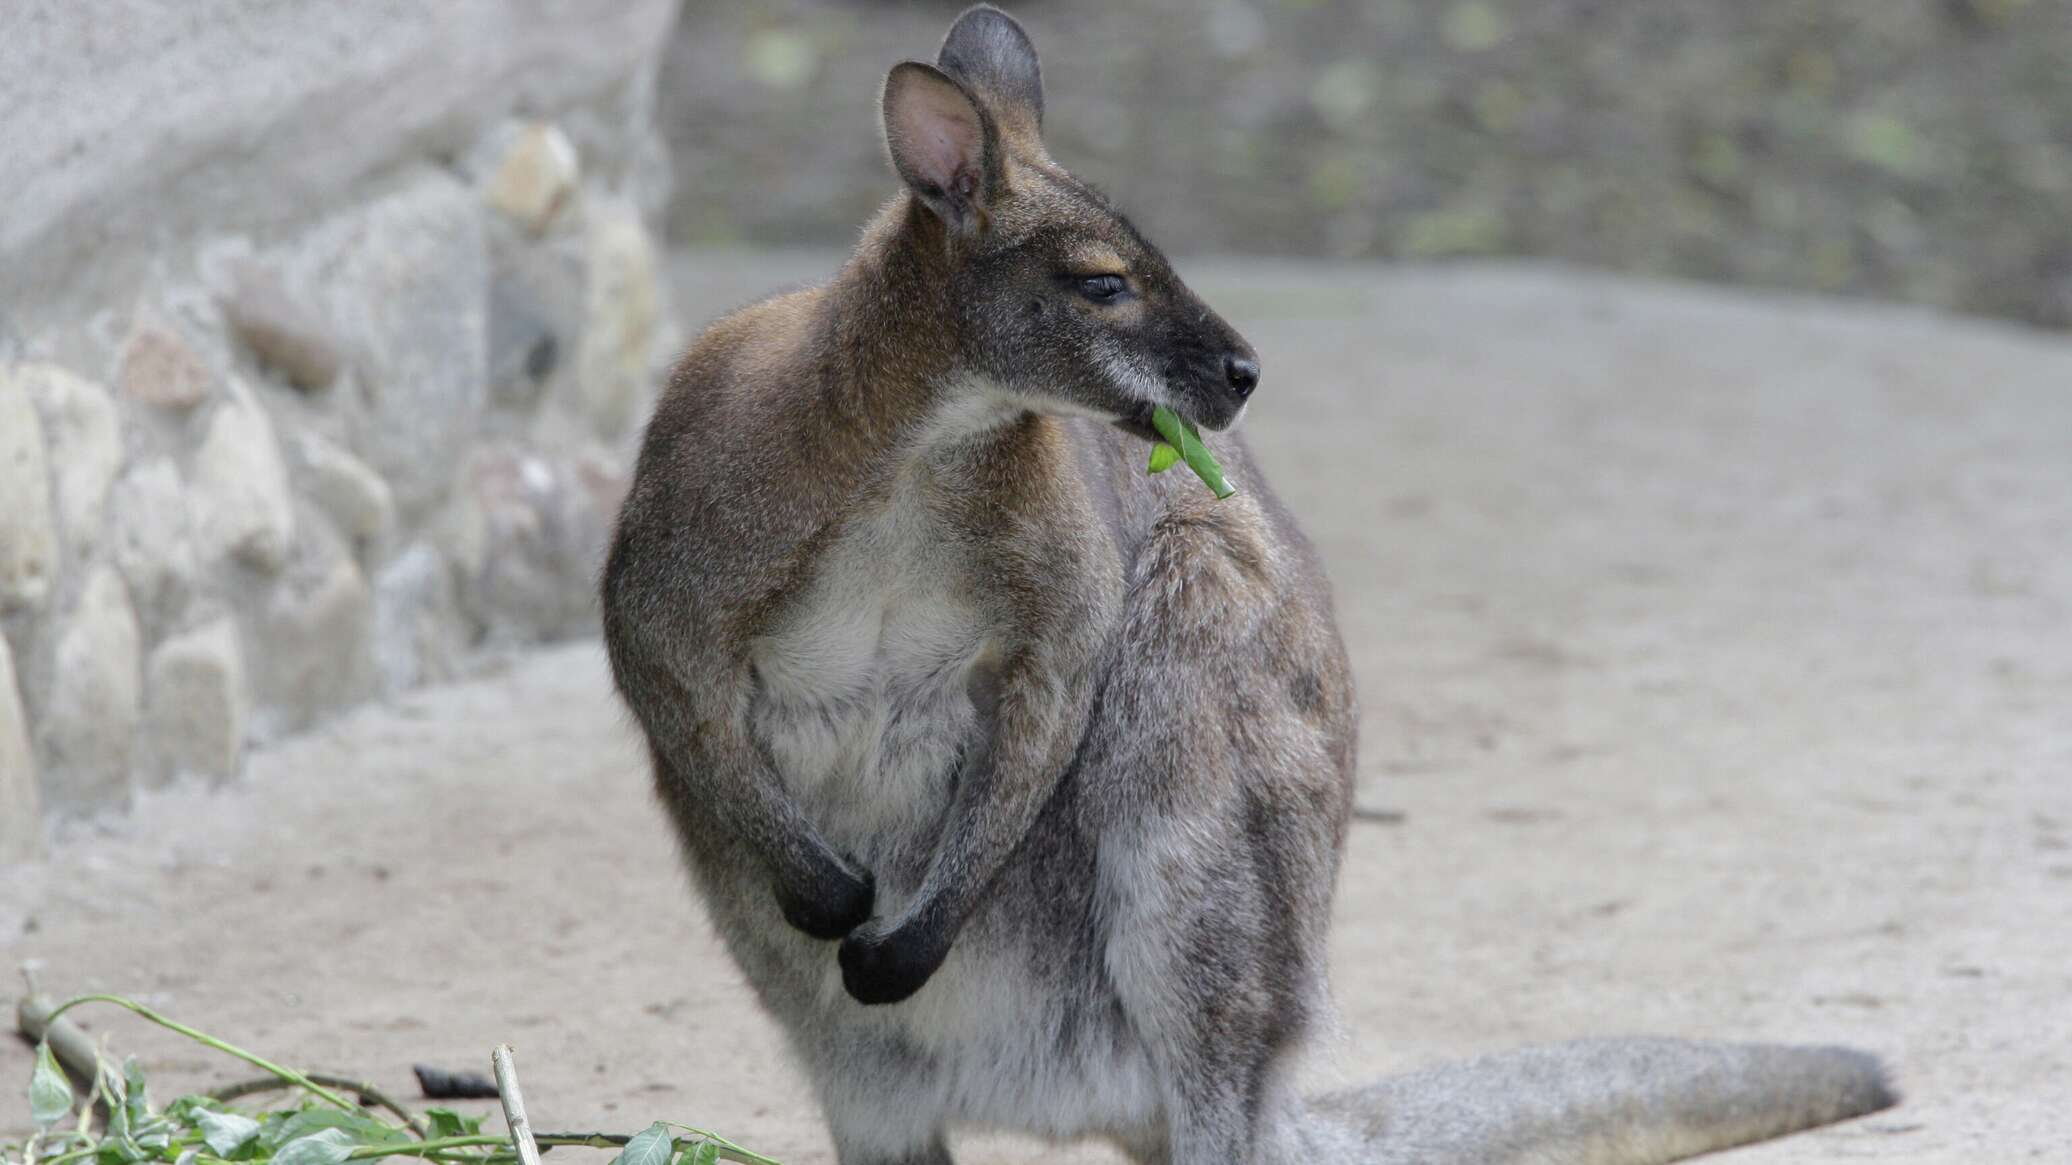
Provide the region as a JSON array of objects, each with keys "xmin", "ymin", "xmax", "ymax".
[{"xmin": 7, "ymin": 989, "xmax": 780, "ymax": 1165}]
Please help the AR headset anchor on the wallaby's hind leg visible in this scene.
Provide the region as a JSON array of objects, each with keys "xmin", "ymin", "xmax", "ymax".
[
  {"xmin": 825, "ymin": 1112, "xmax": 953, "ymax": 1165},
  {"xmin": 1090, "ymin": 513, "xmax": 1355, "ymax": 1165},
  {"xmin": 830, "ymin": 1139, "xmax": 952, "ymax": 1165},
  {"xmin": 803, "ymin": 1034, "xmax": 954, "ymax": 1165},
  {"xmin": 1098, "ymin": 802, "xmax": 1335, "ymax": 1165}
]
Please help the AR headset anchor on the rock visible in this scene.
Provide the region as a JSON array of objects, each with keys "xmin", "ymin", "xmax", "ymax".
[
  {"xmin": 221, "ymin": 261, "xmax": 344, "ymax": 391},
  {"xmin": 118, "ymin": 316, "xmax": 214, "ymax": 409},
  {"xmin": 482, "ymin": 183, "xmax": 587, "ymax": 415},
  {"xmin": 290, "ymin": 430, "xmax": 395, "ymax": 561},
  {"xmin": 556, "ymin": 76, "xmax": 675, "ymax": 226},
  {"xmin": 575, "ymin": 197, "xmax": 662, "ymax": 439},
  {"xmin": 295, "ymin": 174, "xmax": 489, "ymax": 517},
  {"xmin": 3, "ymin": 0, "xmax": 680, "ymax": 319},
  {"xmin": 372, "ymin": 542, "xmax": 466, "ymax": 694},
  {"xmin": 38, "ymin": 566, "xmax": 142, "ymax": 813},
  {"xmin": 143, "ymin": 618, "xmax": 248, "ymax": 785},
  {"xmin": 0, "ymin": 634, "xmax": 40, "ymax": 862},
  {"xmin": 250, "ymin": 554, "xmax": 374, "ymax": 735},
  {"xmin": 486, "ymin": 270, "xmax": 567, "ymax": 413},
  {"xmin": 448, "ymin": 441, "xmax": 625, "ymax": 641},
  {"xmin": 23, "ymin": 363, "xmax": 124, "ymax": 559},
  {"xmin": 190, "ymin": 378, "xmax": 297, "ymax": 574},
  {"xmin": 0, "ymin": 368, "xmax": 57, "ymax": 613},
  {"xmin": 109, "ymin": 457, "xmax": 196, "ymax": 631},
  {"xmin": 482, "ymin": 122, "xmax": 581, "ymax": 235}
]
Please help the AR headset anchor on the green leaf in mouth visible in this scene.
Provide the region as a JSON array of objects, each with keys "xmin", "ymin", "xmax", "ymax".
[{"xmin": 1147, "ymin": 405, "xmax": 1236, "ymax": 499}]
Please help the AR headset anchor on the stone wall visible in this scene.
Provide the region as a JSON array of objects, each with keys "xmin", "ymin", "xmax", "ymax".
[
  {"xmin": 665, "ymin": 0, "xmax": 2072, "ymax": 330},
  {"xmin": 0, "ymin": 0, "xmax": 682, "ymax": 858}
]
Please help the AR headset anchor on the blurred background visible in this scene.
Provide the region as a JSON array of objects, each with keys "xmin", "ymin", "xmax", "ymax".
[
  {"xmin": 668, "ymin": 0, "xmax": 2072, "ymax": 329},
  {"xmin": 14, "ymin": 0, "xmax": 2065, "ymax": 845}
]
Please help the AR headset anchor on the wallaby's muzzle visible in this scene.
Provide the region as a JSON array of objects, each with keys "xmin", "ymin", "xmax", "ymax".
[
  {"xmin": 1160, "ymin": 301, "xmax": 1261, "ymax": 431},
  {"xmin": 1225, "ymin": 352, "xmax": 1261, "ymax": 399},
  {"xmin": 1110, "ymin": 333, "xmax": 1259, "ymax": 442}
]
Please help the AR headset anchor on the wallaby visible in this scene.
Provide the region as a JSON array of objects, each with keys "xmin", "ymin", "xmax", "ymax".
[{"xmin": 600, "ymin": 7, "xmax": 1896, "ymax": 1163}]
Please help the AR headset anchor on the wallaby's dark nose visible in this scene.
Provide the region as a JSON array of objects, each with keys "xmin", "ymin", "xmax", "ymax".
[{"xmin": 1224, "ymin": 354, "xmax": 1260, "ymax": 399}]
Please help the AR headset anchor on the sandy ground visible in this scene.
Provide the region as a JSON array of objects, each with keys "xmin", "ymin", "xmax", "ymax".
[{"xmin": 5, "ymin": 256, "xmax": 2070, "ymax": 1163}]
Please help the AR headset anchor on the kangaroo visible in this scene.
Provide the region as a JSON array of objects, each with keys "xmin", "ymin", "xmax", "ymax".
[{"xmin": 600, "ymin": 7, "xmax": 1896, "ymax": 1163}]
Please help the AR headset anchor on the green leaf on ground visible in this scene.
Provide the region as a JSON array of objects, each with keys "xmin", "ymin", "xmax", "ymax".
[
  {"xmin": 165, "ymin": 1094, "xmax": 225, "ymax": 1122},
  {"xmin": 31, "ymin": 1041, "xmax": 75, "ymax": 1128},
  {"xmin": 15, "ymin": 994, "xmax": 785, "ymax": 1165},
  {"xmin": 424, "ymin": 1108, "xmax": 483, "ymax": 1139},
  {"xmin": 271, "ymin": 1128, "xmax": 357, "ymax": 1165},
  {"xmin": 612, "ymin": 1123, "xmax": 674, "ymax": 1165},
  {"xmin": 196, "ymin": 1111, "xmax": 262, "ymax": 1157},
  {"xmin": 673, "ymin": 1142, "xmax": 720, "ymax": 1165},
  {"xmin": 123, "ymin": 1057, "xmax": 153, "ymax": 1127},
  {"xmin": 265, "ymin": 1108, "xmax": 410, "ymax": 1150}
]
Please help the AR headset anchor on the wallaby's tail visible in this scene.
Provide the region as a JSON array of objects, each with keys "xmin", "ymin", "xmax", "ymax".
[{"xmin": 1289, "ymin": 1038, "xmax": 1897, "ymax": 1165}]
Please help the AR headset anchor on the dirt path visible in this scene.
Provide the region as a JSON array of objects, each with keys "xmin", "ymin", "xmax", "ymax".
[{"xmin": 6, "ymin": 258, "xmax": 2069, "ymax": 1162}]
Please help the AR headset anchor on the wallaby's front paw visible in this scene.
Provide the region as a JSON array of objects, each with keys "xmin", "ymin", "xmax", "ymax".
[
  {"xmin": 839, "ymin": 917, "xmax": 949, "ymax": 1005},
  {"xmin": 775, "ymin": 855, "xmax": 875, "ymax": 940}
]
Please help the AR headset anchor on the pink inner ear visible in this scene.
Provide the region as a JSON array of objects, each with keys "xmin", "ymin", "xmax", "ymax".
[{"xmin": 893, "ymin": 79, "xmax": 982, "ymax": 193}]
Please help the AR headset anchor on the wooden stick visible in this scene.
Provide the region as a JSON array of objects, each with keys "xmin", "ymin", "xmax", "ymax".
[
  {"xmin": 491, "ymin": 1045, "xmax": 543, "ymax": 1165},
  {"xmin": 15, "ymin": 991, "xmax": 100, "ymax": 1090}
]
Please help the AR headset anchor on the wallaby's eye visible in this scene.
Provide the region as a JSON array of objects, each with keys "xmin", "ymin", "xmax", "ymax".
[{"xmin": 1076, "ymin": 274, "xmax": 1128, "ymax": 303}]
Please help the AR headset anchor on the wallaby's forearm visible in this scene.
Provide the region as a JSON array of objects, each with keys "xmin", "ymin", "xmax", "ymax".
[
  {"xmin": 605, "ymin": 630, "xmax": 873, "ymax": 939},
  {"xmin": 696, "ymin": 728, "xmax": 875, "ymax": 938},
  {"xmin": 916, "ymin": 657, "xmax": 1090, "ymax": 919},
  {"xmin": 836, "ymin": 648, "xmax": 1096, "ymax": 1003}
]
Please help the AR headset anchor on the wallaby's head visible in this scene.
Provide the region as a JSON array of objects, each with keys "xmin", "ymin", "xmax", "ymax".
[{"xmin": 881, "ymin": 5, "xmax": 1260, "ymax": 434}]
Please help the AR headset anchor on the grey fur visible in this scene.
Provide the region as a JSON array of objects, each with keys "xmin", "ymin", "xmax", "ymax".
[
  {"xmin": 1300, "ymin": 1040, "xmax": 1896, "ymax": 1164},
  {"xmin": 601, "ymin": 6, "xmax": 1897, "ymax": 1163},
  {"xmin": 936, "ymin": 4, "xmax": 1044, "ymax": 130}
]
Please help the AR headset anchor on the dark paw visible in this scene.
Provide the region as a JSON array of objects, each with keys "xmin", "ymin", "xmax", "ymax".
[
  {"xmin": 839, "ymin": 918, "xmax": 950, "ymax": 1006},
  {"xmin": 775, "ymin": 857, "xmax": 874, "ymax": 940}
]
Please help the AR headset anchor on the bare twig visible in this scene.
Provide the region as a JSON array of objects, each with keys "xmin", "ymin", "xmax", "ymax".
[
  {"xmin": 491, "ymin": 1045, "xmax": 542, "ymax": 1165},
  {"xmin": 1351, "ymin": 804, "xmax": 1407, "ymax": 825},
  {"xmin": 535, "ymin": 1134, "xmax": 629, "ymax": 1148}
]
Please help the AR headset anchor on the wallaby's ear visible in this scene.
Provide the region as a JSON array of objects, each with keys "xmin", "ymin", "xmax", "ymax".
[
  {"xmin": 937, "ymin": 5, "xmax": 1043, "ymax": 139},
  {"xmin": 882, "ymin": 61, "xmax": 1003, "ymax": 236}
]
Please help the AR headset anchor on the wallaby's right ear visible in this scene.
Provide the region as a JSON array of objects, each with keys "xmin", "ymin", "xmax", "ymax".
[
  {"xmin": 882, "ymin": 61, "xmax": 1002, "ymax": 237},
  {"xmin": 937, "ymin": 5, "xmax": 1043, "ymax": 139}
]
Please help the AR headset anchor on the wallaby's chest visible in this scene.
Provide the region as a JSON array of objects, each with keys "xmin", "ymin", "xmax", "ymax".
[{"xmin": 748, "ymin": 469, "xmax": 994, "ymax": 842}]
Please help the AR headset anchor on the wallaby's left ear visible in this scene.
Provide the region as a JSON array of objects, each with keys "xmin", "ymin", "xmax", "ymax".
[
  {"xmin": 882, "ymin": 61, "xmax": 1003, "ymax": 236},
  {"xmin": 937, "ymin": 5, "xmax": 1043, "ymax": 140}
]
